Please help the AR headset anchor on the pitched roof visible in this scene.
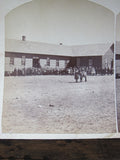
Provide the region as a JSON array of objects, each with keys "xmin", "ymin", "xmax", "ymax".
[
  {"xmin": 72, "ymin": 43, "xmax": 113, "ymax": 57},
  {"xmin": 5, "ymin": 39, "xmax": 113, "ymax": 57},
  {"xmin": 5, "ymin": 39, "xmax": 73, "ymax": 57}
]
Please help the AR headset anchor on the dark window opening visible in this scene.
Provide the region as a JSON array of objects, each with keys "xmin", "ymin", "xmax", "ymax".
[
  {"xmin": 111, "ymin": 59, "xmax": 113, "ymax": 68},
  {"xmin": 22, "ymin": 35, "xmax": 26, "ymax": 41},
  {"xmin": 56, "ymin": 60, "xmax": 59, "ymax": 67},
  {"xmin": 21, "ymin": 56, "xmax": 26, "ymax": 65},
  {"xmin": 66, "ymin": 58, "xmax": 76, "ymax": 68},
  {"xmin": 47, "ymin": 57, "xmax": 50, "ymax": 66},
  {"xmin": 65, "ymin": 60, "xmax": 68, "ymax": 67},
  {"xmin": 33, "ymin": 58, "xmax": 40, "ymax": 68},
  {"xmin": 88, "ymin": 59, "xmax": 93, "ymax": 66}
]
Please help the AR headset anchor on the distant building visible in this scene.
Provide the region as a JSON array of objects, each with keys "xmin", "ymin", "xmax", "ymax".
[
  {"xmin": 116, "ymin": 41, "xmax": 120, "ymax": 78},
  {"xmin": 5, "ymin": 39, "xmax": 114, "ymax": 76}
]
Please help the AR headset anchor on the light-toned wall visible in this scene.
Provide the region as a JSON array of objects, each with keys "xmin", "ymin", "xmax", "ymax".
[
  {"xmin": 5, "ymin": 0, "xmax": 114, "ymax": 46},
  {"xmin": 102, "ymin": 48, "xmax": 113, "ymax": 69}
]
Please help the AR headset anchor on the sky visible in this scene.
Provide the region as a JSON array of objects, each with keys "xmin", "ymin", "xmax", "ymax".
[{"xmin": 5, "ymin": 0, "xmax": 115, "ymax": 45}]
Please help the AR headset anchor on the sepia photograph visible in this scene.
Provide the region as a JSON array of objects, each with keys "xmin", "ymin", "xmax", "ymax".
[
  {"xmin": 116, "ymin": 13, "xmax": 120, "ymax": 132},
  {"xmin": 1, "ymin": 0, "xmax": 117, "ymax": 135}
]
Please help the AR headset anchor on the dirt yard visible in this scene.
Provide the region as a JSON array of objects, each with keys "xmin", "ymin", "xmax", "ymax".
[
  {"xmin": 2, "ymin": 75, "xmax": 116, "ymax": 134},
  {"xmin": 116, "ymin": 79, "xmax": 120, "ymax": 131}
]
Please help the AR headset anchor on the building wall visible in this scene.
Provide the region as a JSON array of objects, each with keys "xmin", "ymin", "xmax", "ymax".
[
  {"xmin": 26, "ymin": 59, "xmax": 32, "ymax": 68},
  {"xmin": 76, "ymin": 56, "xmax": 102, "ymax": 68},
  {"xmin": 5, "ymin": 52, "xmax": 103, "ymax": 75},
  {"xmin": 102, "ymin": 48, "xmax": 114, "ymax": 69},
  {"xmin": 5, "ymin": 52, "xmax": 70, "ymax": 75},
  {"xmin": 116, "ymin": 42, "xmax": 120, "ymax": 77}
]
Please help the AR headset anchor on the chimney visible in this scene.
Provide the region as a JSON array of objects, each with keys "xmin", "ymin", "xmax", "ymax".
[{"xmin": 22, "ymin": 35, "xmax": 26, "ymax": 41}]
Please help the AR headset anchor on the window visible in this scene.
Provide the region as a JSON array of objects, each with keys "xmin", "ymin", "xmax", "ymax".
[
  {"xmin": 21, "ymin": 56, "xmax": 26, "ymax": 65},
  {"xmin": 46, "ymin": 57, "xmax": 50, "ymax": 66},
  {"xmin": 89, "ymin": 59, "xmax": 93, "ymax": 66},
  {"xmin": 10, "ymin": 57, "xmax": 14, "ymax": 65},
  {"xmin": 33, "ymin": 58, "xmax": 40, "ymax": 68},
  {"xmin": 56, "ymin": 59, "xmax": 59, "ymax": 67}
]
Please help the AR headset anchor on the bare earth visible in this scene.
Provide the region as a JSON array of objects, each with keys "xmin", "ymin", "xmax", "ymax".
[
  {"xmin": 116, "ymin": 79, "xmax": 120, "ymax": 131},
  {"xmin": 2, "ymin": 75, "xmax": 116, "ymax": 134}
]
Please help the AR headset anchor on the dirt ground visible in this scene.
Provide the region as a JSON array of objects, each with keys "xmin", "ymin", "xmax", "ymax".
[
  {"xmin": 2, "ymin": 75, "xmax": 116, "ymax": 134},
  {"xmin": 116, "ymin": 79, "xmax": 120, "ymax": 131}
]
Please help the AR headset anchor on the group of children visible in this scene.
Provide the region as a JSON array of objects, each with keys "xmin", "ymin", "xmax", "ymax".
[{"xmin": 74, "ymin": 67, "xmax": 87, "ymax": 83}]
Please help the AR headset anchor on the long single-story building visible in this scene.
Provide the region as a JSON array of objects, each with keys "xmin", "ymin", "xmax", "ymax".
[{"xmin": 5, "ymin": 38, "xmax": 114, "ymax": 76}]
